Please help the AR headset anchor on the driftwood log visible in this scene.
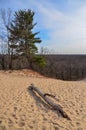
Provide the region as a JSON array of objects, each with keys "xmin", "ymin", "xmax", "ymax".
[{"xmin": 29, "ymin": 84, "xmax": 71, "ymax": 120}]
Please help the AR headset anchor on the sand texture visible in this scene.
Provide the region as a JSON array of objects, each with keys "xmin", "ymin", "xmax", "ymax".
[{"xmin": 0, "ymin": 69, "xmax": 86, "ymax": 130}]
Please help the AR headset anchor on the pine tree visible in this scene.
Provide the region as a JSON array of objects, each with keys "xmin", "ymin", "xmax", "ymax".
[{"xmin": 8, "ymin": 9, "xmax": 45, "ymax": 69}]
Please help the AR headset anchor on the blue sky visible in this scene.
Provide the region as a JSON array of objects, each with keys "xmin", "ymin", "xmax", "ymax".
[{"xmin": 0, "ymin": 0, "xmax": 86, "ymax": 54}]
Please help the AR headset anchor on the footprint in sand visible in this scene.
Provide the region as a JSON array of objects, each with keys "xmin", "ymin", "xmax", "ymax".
[
  {"xmin": 18, "ymin": 121, "xmax": 25, "ymax": 127},
  {"xmin": 77, "ymin": 128, "xmax": 83, "ymax": 130},
  {"xmin": 76, "ymin": 122, "xmax": 81, "ymax": 126},
  {"xmin": 0, "ymin": 126, "xmax": 7, "ymax": 130},
  {"xmin": 54, "ymin": 126, "xmax": 59, "ymax": 130},
  {"xmin": 28, "ymin": 124, "xmax": 34, "ymax": 129},
  {"xmin": 0, "ymin": 120, "xmax": 2, "ymax": 124},
  {"xmin": 11, "ymin": 114, "xmax": 18, "ymax": 120}
]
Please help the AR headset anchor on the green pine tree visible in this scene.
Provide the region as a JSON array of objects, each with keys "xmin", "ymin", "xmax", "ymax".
[{"xmin": 8, "ymin": 9, "xmax": 46, "ymax": 69}]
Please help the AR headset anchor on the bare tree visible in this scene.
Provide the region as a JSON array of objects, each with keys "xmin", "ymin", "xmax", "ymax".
[
  {"xmin": 0, "ymin": 8, "xmax": 12, "ymax": 69},
  {"xmin": 40, "ymin": 47, "xmax": 57, "ymax": 55},
  {"xmin": 0, "ymin": 8, "xmax": 12, "ymax": 54},
  {"xmin": 0, "ymin": 36, "xmax": 8, "ymax": 69}
]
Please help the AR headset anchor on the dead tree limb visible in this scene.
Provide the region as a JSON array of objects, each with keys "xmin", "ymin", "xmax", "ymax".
[
  {"xmin": 29, "ymin": 84, "xmax": 71, "ymax": 120},
  {"xmin": 44, "ymin": 93, "xmax": 59, "ymax": 101}
]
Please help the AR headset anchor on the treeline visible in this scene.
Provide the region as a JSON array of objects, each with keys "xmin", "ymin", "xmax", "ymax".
[
  {"xmin": 0, "ymin": 54, "xmax": 45, "ymax": 70},
  {"xmin": 33, "ymin": 55, "xmax": 86, "ymax": 81},
  {"xmin": 0, "ymin": 54, "xmax": 86, "ymax": 81}
]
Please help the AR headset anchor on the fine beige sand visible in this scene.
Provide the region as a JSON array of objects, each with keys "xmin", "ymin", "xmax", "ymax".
[{"xmin": 0, "ymin": 69, "xmax": 86, "ymax": 130}]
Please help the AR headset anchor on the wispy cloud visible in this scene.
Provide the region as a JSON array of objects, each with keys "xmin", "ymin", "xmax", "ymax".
[
  {"xmin": 0, "ymin": 0, "xmax": 86, "ymax": 54},
  {"xmin": 32, "ymin": 0, "xmax": 86, "ymax": 54}
]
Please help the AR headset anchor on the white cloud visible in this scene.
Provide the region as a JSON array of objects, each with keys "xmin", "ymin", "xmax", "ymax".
[{"xmin": 32, "ymin": 1, "xmax": 86, "ymax": 54}]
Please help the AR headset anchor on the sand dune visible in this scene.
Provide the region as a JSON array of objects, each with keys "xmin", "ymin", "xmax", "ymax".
[{"xmin": 0, "ymin": 70, "xmax": 86, "ymax": 130}]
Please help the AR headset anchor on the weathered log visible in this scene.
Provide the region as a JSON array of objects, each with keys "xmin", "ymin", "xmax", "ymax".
[
  {"xmin": 29, "ymin": 84, "xmax": 71, "ymax": 120},
  {"xmin": 44, "ymin": 93, "xmax": 59, "ymax": 101}
]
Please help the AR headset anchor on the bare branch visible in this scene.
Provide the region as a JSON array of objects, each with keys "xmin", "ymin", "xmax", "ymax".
[{"xmin": 28, "ymin": 84, "xmax": 71, "ymax": 120}]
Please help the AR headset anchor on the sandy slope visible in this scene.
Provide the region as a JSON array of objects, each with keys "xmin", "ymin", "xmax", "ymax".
[{"xmin": 0, "ymin": 70, "xmax": 86, "ymax": 130}]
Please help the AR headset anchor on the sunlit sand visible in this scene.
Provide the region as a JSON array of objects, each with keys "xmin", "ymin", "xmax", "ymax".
[{"xmin": 0, "ymin": 70, "xmax": 86, "ymax": 130}]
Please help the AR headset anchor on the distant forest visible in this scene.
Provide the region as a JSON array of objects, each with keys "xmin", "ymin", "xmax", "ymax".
[{"xmin": 0, "ymin": 54, "xmax": 86, "ymax": 81}]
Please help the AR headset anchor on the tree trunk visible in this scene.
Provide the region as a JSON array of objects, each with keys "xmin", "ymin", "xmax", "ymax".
[
  {"xmin": 29, "ymin": 60, "xmax": 33, "ymax": 70},
  {"xmin": 1, "ymin": 55, "xmax": 5, "ymax": 70},
  {"xmin": 9, "ymin": 58, "xmax": 12, "ymax": 70},
  {"xmin": 26, "ymin": 55, "xmax": 33, "ymax": 70},
  {"xmin": 9, "ymin": 48, "xmax": 13, "ymax": 70}
]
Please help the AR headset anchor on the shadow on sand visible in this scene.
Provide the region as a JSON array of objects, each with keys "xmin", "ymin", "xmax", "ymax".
[{"xmin": 27, "ymin": 87, "xmax": 50, "ymax": 110}]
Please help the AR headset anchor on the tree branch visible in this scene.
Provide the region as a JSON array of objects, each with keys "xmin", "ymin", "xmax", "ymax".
[{"xmin": 28, "ymin": 84, "xmax": 71, "ymax": 120}]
